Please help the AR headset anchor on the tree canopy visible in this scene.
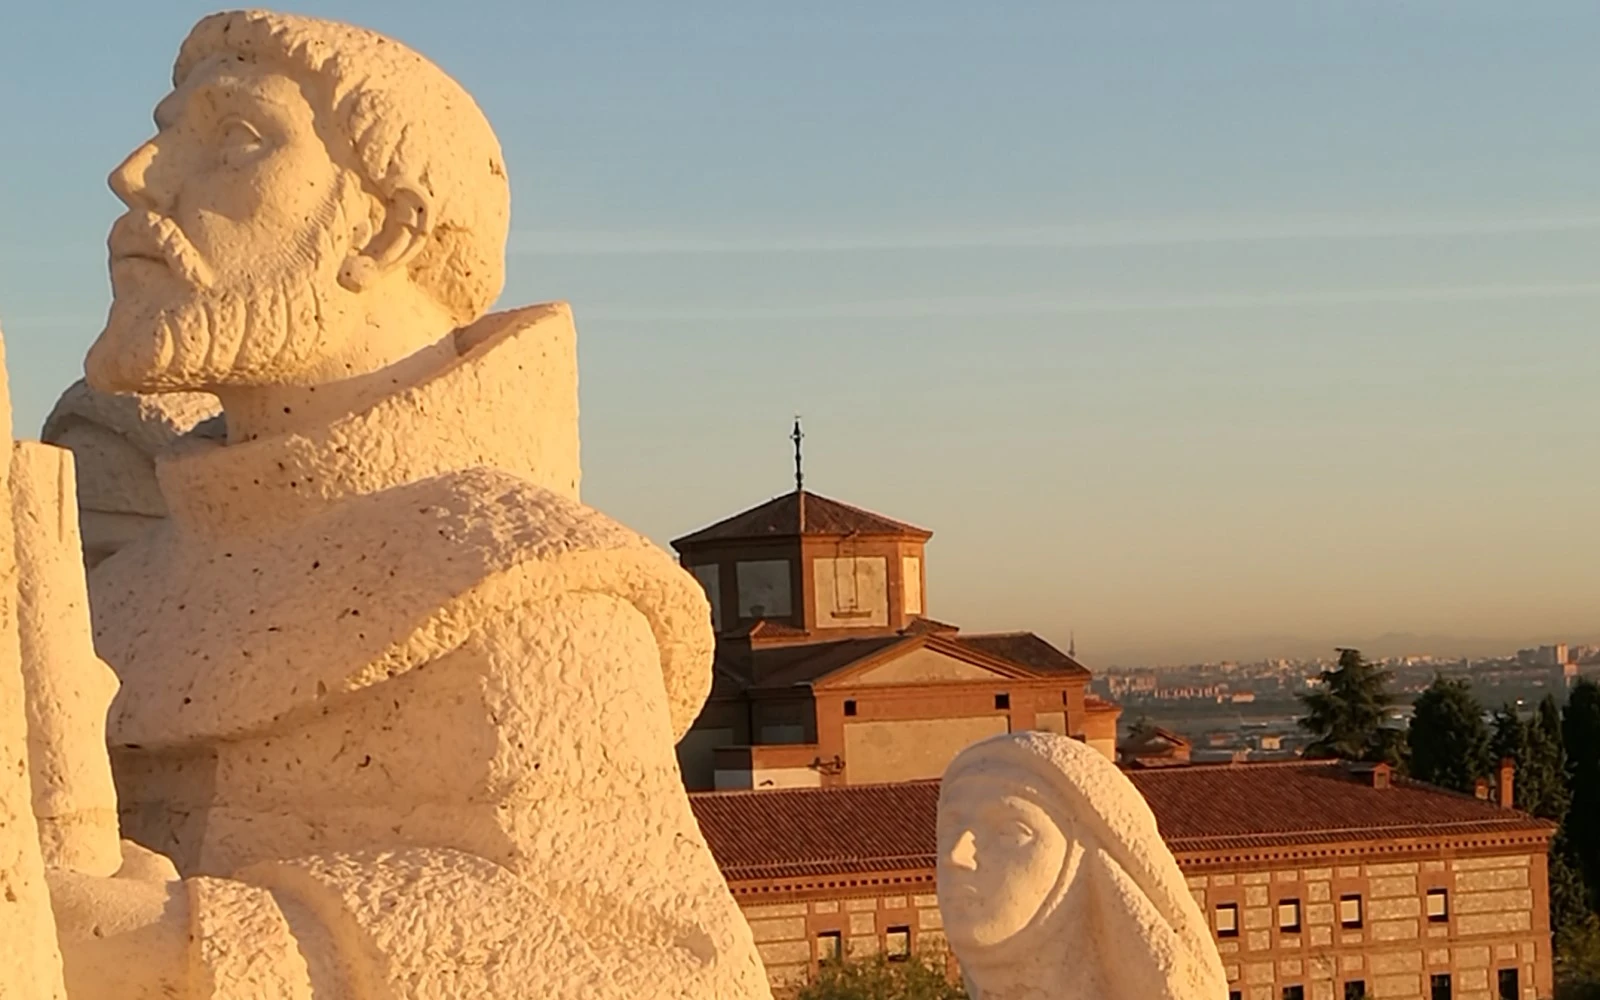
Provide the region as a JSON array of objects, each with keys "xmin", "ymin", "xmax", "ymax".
[
  {"xmin": 796, "ymin": 953, "xmax": 967, "ymax": 1000},
  {"xmin": 1408, "ymin": 676, "xmax": 1491, "ymax": 794},
  {"xmin": 1297, "ymin": 648, "xmax": 1404, "ymax": 765}
]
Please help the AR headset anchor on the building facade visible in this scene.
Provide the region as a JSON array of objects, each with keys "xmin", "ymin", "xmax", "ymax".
[
  {"xmin": 672, "ymin": 489, "xmax": 1117, "ymax": 790},
  {"xmin": 691, "ymin": 761, "xmax": 1555, "ymax": 1000}
]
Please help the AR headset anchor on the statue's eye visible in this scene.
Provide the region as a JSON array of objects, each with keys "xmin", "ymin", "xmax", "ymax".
[{"xmin": 219, "ymin": 118, "xmax": 262, "ymax": 150}]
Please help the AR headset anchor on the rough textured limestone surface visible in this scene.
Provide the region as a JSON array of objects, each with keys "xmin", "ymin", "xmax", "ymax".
[
  {"xmin": 44, "ymin": 8, "xmax": 771, "ymax": 998},
  {"xmin": 40, "ymin": 381, "xmax": 219, "ymax": 570},
  {"xmin": 937, "ymin": 732, "xmax": 1229, "ymax": 1000},
  {"xmin": 0, "ymin": 329, "xmax": 70, "ymax": 1000},
  {"xmin": 11, "ymin": 443, "xmax": 121, "ymax": 877}
]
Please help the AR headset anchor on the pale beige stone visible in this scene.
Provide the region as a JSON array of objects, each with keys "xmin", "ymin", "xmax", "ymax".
[
  {"xmin": 850, "ymin": 913, "xmax": 876, "ymax": 935},
  {"xmin": 1459, "ymin": 968, "xmax": 1488, "ymax": 991},
  {"xmin": 1302, "ymin": 868, "xmax": 1333, "ymax": 881},
  {"xmin": 1370, "ymin": 919, "xmax": 1419, "ymax": 941},
  {"xmin": 1245, "ymin": 962, "xmax": 1275, "ymax": 985},
  {"xmin": 1423, "ymin": 861, "xmax": 1446, "ymax": 874},
  {"xmin": 1244, "ymin": 906, "xmax": 1271, "ymax": 929},
  {"xmin": 919, "ymin": 908, "xmax": 943, "ymax": 930},
  {"xmin": 1311, "ymin": 985, "xmax": 1333, "ymax": 1000},
  {"xmin": 1495, "ymin": 943, "xmax": 1518, "ymax": 960},
  {"xmin": 40, "ymin": 382, "xmax": 219, "ymax": 570},
  {"xmin": 1457, "ymin": 912, "xmax": 1532, "ymax": 935},
  {"xmin": 850, "ymin": 936, "xmax": 881, "ymax": 956},
  {"xmin": 0, "ymin": 325, "xmax": 70, "ymax": 1000},
  {"xmin": 1242, "ymin": 872, "xmax": 1271, "ymax": 885},
  {"xmin": 1187, "ymin": 876, "xmax": 1209, "ymax": 889},
  {"xmin": 1279, "ymin": 958, "xmax": 1303, "ymax": 976},
  {"xmin": 1455, "ymin": 946, "xmax": 1492, "ymax": 967},
  {"xmin": 814, "ymin": 901, "xmax": 840, "ymax": 915},
  {"xmin": 1213, "ymin": 874, "xmax": 1237, "ymax": 887},
  {"xmin": 746, "ymin": 903, "xmax": 809, "ymax": 919},
  {"xmin": 1307, "ymin": 902, "xmax": 1334, "ymax": 925},
  {"xmin": 1341, "ymin": 954, "xmax": 1364, "ymax": 972},
  {"xmin": 913, "ymin": 893, "xmax": 939, "ymax": 907},
  {"xmin": 1368, "ymin": 951, "xmax": 1422, "ymax": 974},
  {"xmin": 1307, "ymin": 881, "xmax": 1330, "ymax": 903},
  {"xmin": 1455, "ymin": 889, "xmax": 1533, "ymax": 914},
  {"xmin": 11, "ymin": 443, "xmax": 121, "ymax": 877},
  {"xmin": 1369, "ymin": 875, "xmax": 1418, "ymax": 898},
  {"xmin": 846, "ymin": 898, "xmax": 879, "ymax": 912},
  {"xmin": 1427, "ymin": 948, "xmax": 1449, "ymax": 965},
  {"xmin": 1274, "ymin": 870, "xmax": 1298, "ymax": 883},
  {"xmin": 46, "ymin": 10, "xmax": 767, "ymax": 1000},
  {"xmin": 1457, "ymin": 868, "xmax": 1530, "ymax": 892},
  {"xmin": 1310, "ymin": 926, "xmax": 1332, "ymax": 946},
  {"xmin": 1248, "ymin": 930, "xmax": 1271, "ymax": 952},
  {"xmin": 1368, "ymin": 897, "xmax": 1422, "ymax": 920},
  {"xmin": 757, "ymin": 941, "xmax": 810, "ymax": 966},
  {"xmin": 936, "ymin": 732, "xmax": 1228, "ymax": 999},
  {"xmin": 883, "ymin": 896, "xmax": 907, "ymax": 910},
  {"xmin": 1452, "ymin": 854, "xmax": 1531, "ymax": 871},
  {"xmin": 748, "ymin": 918, "xmax": 807, "ymax": 944},
  {"xmin": 1365, "ymin": 861, "xmax": 1420, "ymax": 877},
  {"xmin": 1245, "ymin": 886, "xmax": 1269, "ymax": 907},
  {"xmin": 1337, "ymin": 866, "xmax": 1361, "ymax": 879},
  {"xmin": 1371, "ymin": 974, "xmax": 1420, "ymax": 998}
]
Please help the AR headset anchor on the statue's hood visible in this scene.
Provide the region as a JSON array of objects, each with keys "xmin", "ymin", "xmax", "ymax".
[
  {"xmin": 95, "ymin": 305, "xmax": 716, "ymax": 746},
  {"xmin": 156, "ymin": 303, "xmax": 580, "ymax": 541}
]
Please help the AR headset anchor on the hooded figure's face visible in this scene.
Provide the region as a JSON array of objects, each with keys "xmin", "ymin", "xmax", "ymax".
[{"xmin": 937, "ymin": 775, "xmax": 1071, "ymax": 951}]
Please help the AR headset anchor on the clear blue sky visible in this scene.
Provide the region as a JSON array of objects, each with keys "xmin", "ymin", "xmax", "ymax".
[{"xmin": 2, "ymin": 2, "xmax": 1598, "ymax": 665}]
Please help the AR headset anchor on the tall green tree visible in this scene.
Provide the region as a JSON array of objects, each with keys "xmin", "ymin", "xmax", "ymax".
[
  {"xmin": 1408, "ymin": 677, "xmax": 1491, "ymax": 793},
  {"xmin": 1565, "ymin": 680, "xmax": 1600, "ymax": 904},
  {"xmin": 1493, "ymin": 700, "xmax": 1591, "ymax": 938},
  {"xmin": 1298, "ymin": 648, "xmax": 1404, "ymax": 765}
]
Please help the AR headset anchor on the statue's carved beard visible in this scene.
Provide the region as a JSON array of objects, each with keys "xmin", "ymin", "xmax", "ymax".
[{"xmin": 88, "ymin": 207, "xmax": 351, "ymax": 394}]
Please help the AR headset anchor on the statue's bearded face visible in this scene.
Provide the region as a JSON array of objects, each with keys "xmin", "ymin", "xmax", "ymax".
[
  {"xmin": 87, "ymin": 58, "xmax": 365, "ymax": 393},
  {"xmin": 937, "ymin": 776, "xmax": 1073, "ymax": 950}
]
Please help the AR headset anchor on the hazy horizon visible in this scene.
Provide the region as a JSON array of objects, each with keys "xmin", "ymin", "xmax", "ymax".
[{"xmin": 2, "ymin": 2, "xmax": 1597, "ymax": 668}]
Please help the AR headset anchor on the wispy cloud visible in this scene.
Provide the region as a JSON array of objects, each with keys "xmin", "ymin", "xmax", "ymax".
[
  {"xmin": 580, "ymin": 281, "xmax": 1600, "ymax": 323},
  {"xmin": 510, "ymin": 213, "xmax": 1600, "ymax": 257}
]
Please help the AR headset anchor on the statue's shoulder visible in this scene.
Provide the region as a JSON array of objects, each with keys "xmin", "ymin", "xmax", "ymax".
[{"xmin": 97, "ymin": 468, "xmax": 709, "ymax": 748}]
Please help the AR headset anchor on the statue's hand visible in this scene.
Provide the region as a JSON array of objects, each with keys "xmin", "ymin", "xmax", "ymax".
[{"xmin": 47, "ymin": 846, "xmax": 190, "ymax": 1000}]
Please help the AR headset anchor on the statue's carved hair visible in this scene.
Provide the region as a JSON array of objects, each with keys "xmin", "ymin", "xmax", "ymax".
[{"xmin": 175, "ymin": 10, "xmax": 510, "ymax": 326}]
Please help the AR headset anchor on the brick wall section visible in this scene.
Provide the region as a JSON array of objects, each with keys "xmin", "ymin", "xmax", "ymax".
[
  {"xmin": 742, "ymin": 892, "xmax": 949, "ymax": 991},
  {"xmin": 733, "ymin": 850, "xmax": 1551, "ymax": 999},
  {"xmin": 1189, "ymin": 853, "xmax": 1547, "ymax": 1000}
]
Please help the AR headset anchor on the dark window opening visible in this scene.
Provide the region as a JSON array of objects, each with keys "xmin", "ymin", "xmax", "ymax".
[
  {"xmin": 817, "ymin": 931, "xmax": 842, "ymax": 964},
  {"xmin": 1215, "ymin": 903, "xmax": 1238, "ymax": 938},
  {"xmin": 1344, "ymin": 982, "xmax": 1367, "ymax": 1000},
  {"xmin": 1498, "ymin": 968, "xmax": 1519, "ymax": 1000},
  {"xmin": 1283, "ymin": 987, "xmax": 1305, "ymax": 1000},
  {"xmin": 1277, "ymin": 898, "xmax": 1302, "ymax": 933},
  {"xmin": 1431, "ymin": 973, "xmax": 1452, "ymax": 1000},
  {"xmin": 994, "ymin": 693, "xmax": 1010, "ymax": 710},
  {"xmin": 843, "ymin": 700, "xmax": 857, "ymax": 717},
  {"xmin": 1427, "ymin": 888, "xmax": 1449, "ymax": 922},
  {"xmin": 885, "ymin": 926, "xmax": 910, "ymax": 961}
]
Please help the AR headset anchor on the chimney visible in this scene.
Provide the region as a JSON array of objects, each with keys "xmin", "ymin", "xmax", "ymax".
[
  {"xmin": 1474, "ymin": 777, "xmax": 1490, "ymax": 801},
  {"xmin": 1497, "ymin": 757, "xmax": 1516, "ymax": 809},
  {"xmin": 1370, "ymin": 762, "xmax": 1391, "ymax": 790}
]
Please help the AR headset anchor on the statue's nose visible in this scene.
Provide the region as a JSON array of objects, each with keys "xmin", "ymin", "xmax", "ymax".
[
  {"xmin": 109, "ymin": 141, "xmax": 166, "ymax": 213},
  {"xmin": 946, "ymin": 829, "xmax": 978, "ymax": 871}
]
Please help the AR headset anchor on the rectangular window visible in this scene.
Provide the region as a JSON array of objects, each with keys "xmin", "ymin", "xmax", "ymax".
[
  {"xmin": 1498, "ymin": 968, "xmax": 1519, "ymax": 999},
  {"xmin": 994, "ymin": 693, "xmax": 1011, "ymax": 710},
  {"xmin": 1344, "ymin": 982, "xmax": 1367, "ymax": 1000},
  {"xmin": 1431, "ymin": 973, "xmax": 1452, "ymax": 1000},
  {"xmin": 843, "ymin": 700, "xmax": 857, "ymax": 717},
  {"xmin": 817, "ymin": 931, "xmax": 842, "ymax": 963},
  {"xmin": 1215, "ymin": 903, "xmax": 1238, "ymax": 937},
  {"xmin": 885, "ymin": 926, "xmax": 911, "ymax": 961},
  {"xmin": 1426, "ymin": 888, "xmax": 1449, "ymax": 922},
  {"xmin": 1278, "ymin": 898, "xmax": 1302, "ymax": 933},
  {"xmin": 1283, "ymin": 987, "xmax": 1305, "ymax": 1000},
  {"xmin": 1229, "ymin": 993, "xmax": 1242, "ymax": 1000},
  {"xmin": 1339, "ymin": 894, "xmax": 1363, "ymax": 928}
]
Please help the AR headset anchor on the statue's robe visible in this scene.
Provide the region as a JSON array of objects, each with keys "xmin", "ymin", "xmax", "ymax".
[{"xmin": 89, "ymin": 305, "xmax": 771, "ymax": 999}]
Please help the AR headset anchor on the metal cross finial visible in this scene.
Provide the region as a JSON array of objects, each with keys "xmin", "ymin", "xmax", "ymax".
[{"xmin": 791, "ymin": 415, "xmax": 804, "ymax": 494}]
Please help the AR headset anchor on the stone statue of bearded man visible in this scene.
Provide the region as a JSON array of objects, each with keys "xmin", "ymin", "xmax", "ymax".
[{"xmin": 49, "ymin": 10, "xmax": 772, "ymax": 1000}]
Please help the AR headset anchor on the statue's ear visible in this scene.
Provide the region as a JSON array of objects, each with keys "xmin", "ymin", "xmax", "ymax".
[{"xmin": 338, "ymin": 186, "xmax": 434, "ymax": 292}]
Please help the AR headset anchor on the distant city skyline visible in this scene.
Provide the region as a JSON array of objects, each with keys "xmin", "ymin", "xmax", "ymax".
[{"xmin": 3, "ymin": 2, "xmax": 1598, "ymax": 665}]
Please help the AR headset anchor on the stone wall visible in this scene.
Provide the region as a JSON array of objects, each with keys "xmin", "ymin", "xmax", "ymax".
[
  {"xmin": 732, "ymin": 848, "xmax": 1551, "ymax": 999},
  {"xmin": 740, "ymin": 891, "xmax": 948, "ymax": 992},
  {"xmin": 1188, "ymin": 852, "xmax": 1548, "ymax": 1000}
]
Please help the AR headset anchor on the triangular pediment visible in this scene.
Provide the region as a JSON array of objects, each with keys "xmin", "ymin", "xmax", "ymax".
[{"xmin": 822, "ymin": 640, "xmax": 1025, "ymax": 688}]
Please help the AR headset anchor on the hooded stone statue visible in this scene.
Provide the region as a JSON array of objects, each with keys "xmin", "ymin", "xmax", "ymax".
[
  {"xmin": 42, "ymin": 10, "xmax": 772, "ymax": 999},
  {"xmin": 937, "ymin": 731, "xmax": 1229, "ymax": 1000}
]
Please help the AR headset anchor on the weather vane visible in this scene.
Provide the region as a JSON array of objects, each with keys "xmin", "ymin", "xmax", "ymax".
[{"xmin": 791, "ymin": 415, "xmax": 804, "ymax": 494}]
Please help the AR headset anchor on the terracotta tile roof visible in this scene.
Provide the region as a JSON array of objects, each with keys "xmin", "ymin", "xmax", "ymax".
[
  {"xmin": 954, "ymin": 632, "xmax": 1090, "ymax": 678},
  {"xmin": 690, "ymin": 761, "xmax": 1554, "ymax": 882},
  {"xmin": 672, "ymin": 490, "xmax": 932, "ymax": 547},
  {"xmin": 692, "ymin": 781, "xmax": 941, "ymax": 881},
  {"xmin": 902, "ymin": 616, "xmax": 961, "ymax": 636},
  {"xmin": 752, "ymin": 637, "xmax": 911, "ymax": 689},
  {"xmin": 1084, "ymin": 695, "xmax": 1119, "ymax": 712},
  {"xmin": 723, "ymin": 619, "xmax": 810, "ymax": 642}
]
